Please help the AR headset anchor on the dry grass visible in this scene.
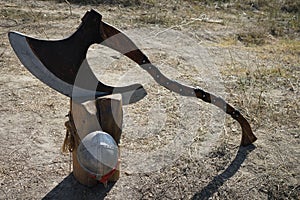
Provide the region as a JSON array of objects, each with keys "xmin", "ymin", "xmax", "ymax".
[{"xmin": 0, "ymin": 0, "xmax": 299, "ymax": 199}]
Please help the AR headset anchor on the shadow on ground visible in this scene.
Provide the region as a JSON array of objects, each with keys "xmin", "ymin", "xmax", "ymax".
[
  {"xmin": 43, "ymin": 173, "xmax": 116, "ymax": 200},
  {"xmin": 43, "ymin": 145, "xmax": 255, "ymax": 199},
  {"xmin": 192, "ymin": 144, "xmax": 256, "ymax": 200}
]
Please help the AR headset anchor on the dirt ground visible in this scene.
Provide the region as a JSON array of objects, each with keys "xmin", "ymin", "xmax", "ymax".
[{"xmin": 0, "ymin": 0, "xmax": 299, "ymax": 199}]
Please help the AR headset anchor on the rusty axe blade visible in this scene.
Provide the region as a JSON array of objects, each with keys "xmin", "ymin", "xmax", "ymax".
[
  {"xmin": 9, "ymin": 31, "xmax": 104, "ymax": 99},
  {"xmin": 8, "ymin": 9, "xmax": 146, "ymax": 104}
]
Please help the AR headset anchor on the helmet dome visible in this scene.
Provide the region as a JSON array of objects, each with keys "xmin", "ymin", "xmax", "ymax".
[{"xmin": 77, "ymin": 131, "xmax": 118, "ymax": 179}]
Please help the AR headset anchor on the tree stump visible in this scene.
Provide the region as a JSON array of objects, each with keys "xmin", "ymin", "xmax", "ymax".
[{"xmin": 69, "ymin": 94, "xmax": 122, "ymax": 187}]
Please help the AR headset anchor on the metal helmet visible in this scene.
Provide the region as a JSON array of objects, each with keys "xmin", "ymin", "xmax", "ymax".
[{"xmin": 77, "ymin": 131, "xmax": 118, "ymax": 180}]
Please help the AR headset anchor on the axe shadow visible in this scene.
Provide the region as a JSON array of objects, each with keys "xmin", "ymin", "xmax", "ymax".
[{"xmin": 192, "ymin": 144, "xmax": 256, "ymax": 200}]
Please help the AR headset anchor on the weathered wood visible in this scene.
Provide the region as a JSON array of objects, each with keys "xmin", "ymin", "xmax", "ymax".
[
  {"xmin": 96, "ymin": 95, "xmax": 122, "ymax": 181},
  {"xmin": 70, "ymin": 94, "xmax": 122, "ymax": 186}
]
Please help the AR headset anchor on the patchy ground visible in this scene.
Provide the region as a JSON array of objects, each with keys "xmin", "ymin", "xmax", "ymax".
[{"xmin": 0, "ymin": 0, "xmax": 299, "ymax": 199}]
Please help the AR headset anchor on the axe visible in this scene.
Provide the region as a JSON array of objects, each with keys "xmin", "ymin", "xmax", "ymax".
[
  {"xmin": 8, "ymin": 9, "xmax": 257, "ymax": 146},
  {"xmin": 8, "ymin": 9, "xmax": 146, "ymax": 104}
]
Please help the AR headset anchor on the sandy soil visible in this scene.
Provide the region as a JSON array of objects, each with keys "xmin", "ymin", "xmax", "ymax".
[{"xmin": 0, "ymin": 0, "xmax": 299, "ymax": 199}]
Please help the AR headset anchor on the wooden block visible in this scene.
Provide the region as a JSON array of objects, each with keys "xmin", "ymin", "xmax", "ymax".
[
  {"xmin": 96, "ymin": 94, "xmax": 123, "ymax": 144},
  {"xmin": 96, "ymin": 95, "xmax": 122, "ymax": 182},
  {"xmin": 70, "ymin": 94, "xmax": 122, "ymax": 186}
]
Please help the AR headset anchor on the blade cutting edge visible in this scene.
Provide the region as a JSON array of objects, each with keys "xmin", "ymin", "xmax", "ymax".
[{"xmin": 8, "ymin": 31, "xmax": 107, "ymax": 99}]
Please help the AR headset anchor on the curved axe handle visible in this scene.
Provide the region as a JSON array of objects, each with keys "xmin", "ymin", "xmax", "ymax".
[{"xmin": 99, "ymin": 20, "xmax": 257, "ymax": 146}]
